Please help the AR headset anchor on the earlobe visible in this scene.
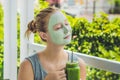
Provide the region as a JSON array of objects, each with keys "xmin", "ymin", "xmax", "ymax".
[{"xmin": 39, "ymin": 32, "xmax": 47, "ymax": 41}]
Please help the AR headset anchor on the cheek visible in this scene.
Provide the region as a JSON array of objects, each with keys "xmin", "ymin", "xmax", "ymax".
[
  {"xmin": 51, "ymin": 30, "xmax": 64, "ymax": 40},
  {"xmin": 46, "ymin": 34, "xmax": 54, "ymax": 43},
  {"xmin": 54, "ymin": 30, "xmax": 64, "ymax": 37}
]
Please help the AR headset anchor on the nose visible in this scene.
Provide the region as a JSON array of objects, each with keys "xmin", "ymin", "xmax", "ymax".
[{"xmin": 63, "ymin": 25, "xmax": 69, "ymax": 34}]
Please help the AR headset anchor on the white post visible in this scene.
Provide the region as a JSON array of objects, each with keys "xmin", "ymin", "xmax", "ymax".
[
  {"xmin": 19, "ymin": 0, "xmax": 34, "ymax": 62},
  {"xmin": 3, "ymin": 0, "xmax": 17, "ymax": 80}
]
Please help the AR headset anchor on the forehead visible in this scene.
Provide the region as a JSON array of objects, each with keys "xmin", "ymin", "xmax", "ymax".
[{"xmin": 49, "ymin": 11, "xmax": 66, "ymax": 25}]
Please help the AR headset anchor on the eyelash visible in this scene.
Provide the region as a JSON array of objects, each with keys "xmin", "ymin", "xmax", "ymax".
[
  {"xmin": 55, "ymin": 23, "xmax": 69, "ymax": 30},
  {"xmin": 65, "ymin": 23, "xmax": 69, "ymax": 26},
  {"xmin": 56, "ymin": 28, "xmax": 60, "ymax": 30},
  {"xmin": 56, "ymin": 26, "xmax": 62, "ymax": 30}
]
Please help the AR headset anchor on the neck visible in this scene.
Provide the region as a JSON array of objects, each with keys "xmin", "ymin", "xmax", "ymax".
[{"xmin": 43, "ymin": 43, "xmax": 65, "ymax": 62}]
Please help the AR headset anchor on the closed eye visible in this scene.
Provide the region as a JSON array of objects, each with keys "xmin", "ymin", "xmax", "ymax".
[
  {"xmin": 65, "ymin": 23, "xmax": 69, "ymax": 26},
  {"xmin": 54, "ymin": 24, "xmax": 62, "ymax": 30},
  {"xmin": 55, "ymin": 27, "xmax": 62, "ymax": 30}
]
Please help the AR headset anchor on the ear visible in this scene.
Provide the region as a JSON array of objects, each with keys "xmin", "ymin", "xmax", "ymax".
[{"xmin": 39, "ymin": 32, "xmax": 48, "ymax": 41}]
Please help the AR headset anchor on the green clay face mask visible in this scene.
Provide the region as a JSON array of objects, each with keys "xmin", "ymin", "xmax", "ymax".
[{"xmin": 48, "ymin": 11, "xmax": 72, "ymax": 45}]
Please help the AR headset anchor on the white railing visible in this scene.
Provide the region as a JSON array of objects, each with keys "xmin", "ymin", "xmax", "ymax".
[
  {"xmin": 19, "ymin": 0, "xmax": 34, "ymax": 63},
  {"xmin": 4, "ymin": 0, "xmax": 17, "ymax": 80},
  {"xmin": 29, "ymin": 43, "xmax": 120, "ymax": 74},
  {"xmin": 4, "ymin": 0, "xmax": 34, "ymax": 80}
]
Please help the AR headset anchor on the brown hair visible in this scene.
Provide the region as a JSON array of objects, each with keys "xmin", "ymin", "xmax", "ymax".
[{"xmin": 25, "ymin": 7, "xmax": 59, "ymax": 41}]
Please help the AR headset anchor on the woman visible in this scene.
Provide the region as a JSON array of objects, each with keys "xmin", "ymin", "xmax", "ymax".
[{"xmin": 18, "ymin": 7, "xmax": 86, "ymax": 80}]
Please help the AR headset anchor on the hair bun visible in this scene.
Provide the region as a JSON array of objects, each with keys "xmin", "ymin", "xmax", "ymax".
[{"xmin": 28, "ymin": 20, "xmax": 37, "ymax": 33}]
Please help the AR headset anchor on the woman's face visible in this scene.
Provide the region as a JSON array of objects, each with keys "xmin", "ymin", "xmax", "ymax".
[{"xmin": 48, "ymin": 11, "xmax": 72, "ymax": 45}]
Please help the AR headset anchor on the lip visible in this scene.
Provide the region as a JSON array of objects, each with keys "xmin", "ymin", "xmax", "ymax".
[{"xmin": 64, "ymin": 35, "xmax": 70, "ymax": 39}]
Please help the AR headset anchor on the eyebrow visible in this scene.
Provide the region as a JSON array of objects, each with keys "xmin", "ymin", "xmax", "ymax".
[{"xmin": 53, "ymin": 19, "xmax": 68, "ymax": 27}]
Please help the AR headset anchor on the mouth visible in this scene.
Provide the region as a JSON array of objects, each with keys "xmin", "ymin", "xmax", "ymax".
[{"xmin": 64, "ymin": 35, "xmax": 70, "ymax": 39}]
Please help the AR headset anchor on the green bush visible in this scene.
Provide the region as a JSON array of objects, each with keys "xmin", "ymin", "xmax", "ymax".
[
  {"xmin": 0, "ymin": 4, "xmax": 4, "ymax": 80},
  {"xmin": 65, "ymin": 12, "xmax": 120, "ymax": 80}
]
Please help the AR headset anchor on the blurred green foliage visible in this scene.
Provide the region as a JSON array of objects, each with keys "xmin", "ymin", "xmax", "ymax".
[
  {"xmin": 0, "ymin": 4, "xmax": 3, "ymax": 80},
  {"xmin": 65, "ymin": 12, "xmax": 120, "ymax": 80},
  {"xmin": 17, "ymin": 13, "xmax": 20, "ymax": 70},
  {"xmin": 108, "ymin": 0, "xmax": 120, "ymax": 14}
]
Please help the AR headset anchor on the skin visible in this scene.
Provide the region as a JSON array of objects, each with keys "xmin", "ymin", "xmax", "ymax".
[{"xmin": 18, "ymin": 11, "xmax": 86, "ymax": 80}]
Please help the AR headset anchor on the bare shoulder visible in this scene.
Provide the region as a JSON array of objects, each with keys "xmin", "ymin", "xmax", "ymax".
[
  {"xmin": 18, "ymin": 59, "xmax": 34, "ymax": 80},
  {"xmin": 19, "ymin": 59, "xmax": 33, "ymax": 71}
]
